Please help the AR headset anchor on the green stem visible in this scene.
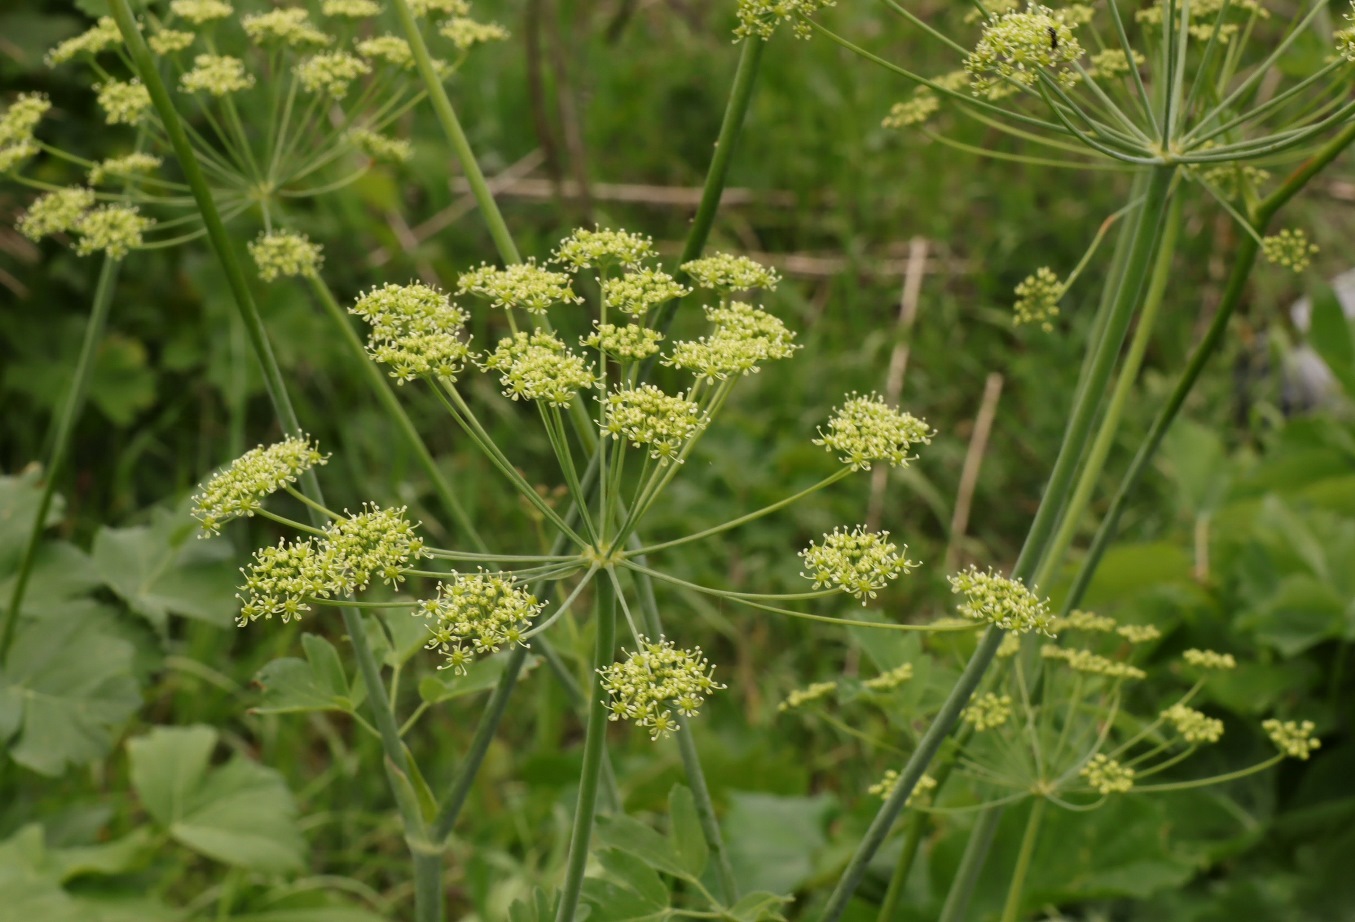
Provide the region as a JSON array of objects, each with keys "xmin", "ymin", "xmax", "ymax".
[
  {"xmin": 306, "ymin": 273, "xmax": 484, "ymax": 552},
  {"xmin": 933, "ymin": 750, "xmax": 1005, "ymax": 922},
  {"xmin": 999, "ymin": 798, "xmax": 1046, "ymax": 922},
  {"xmin": 389, "ymin": 0, "xmax": 520, "ymax": 265},
  {"xmin": 553, "ymin": 573, "xmax": 617, "ymax": 922},
  {"xmin": 1035, "ymin": 192, "xmax": 1182, "ymax": 588},
  {"xmin": 0, "ymin": 257, "xmax": 119, "ymax": 659},
  {"xmin": 108, "ymin": 7, "xmax": 443, "ymax": 919}
]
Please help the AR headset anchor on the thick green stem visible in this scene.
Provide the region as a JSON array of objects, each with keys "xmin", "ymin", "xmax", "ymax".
[
  {"xmin": 389, "ymin": 0, "xmax": 521, "ymax": 265},
  {"xmin": 999, "ymin": 798, "xmax": 1046, "ymax": 922},
  {"xmin": 0, "ymin": 257, "xmax": 119, "ymax": 659},
  {"xmin": 554, "ymin": 574, "xmax": 617, "ymax": 922},
  {"xmin": 1036, "ymin": 193, "xmax": 1183, "ymax": 588},
  {"xmin": 936, "ymin": 805, "xmax": 1003, "ymax": 922},
  {"xmin": 306, "ymin": 274, "xmax": 484, "ymax": 551},
  {"xmin": 108, "ymin": 7, "xmax": 443, "ymax": 919}
]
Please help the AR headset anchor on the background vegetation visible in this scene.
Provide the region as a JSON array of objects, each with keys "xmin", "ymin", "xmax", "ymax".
[{"xmin": 2, "ymin": 0, "xmax": 1353, "ymax": 918}]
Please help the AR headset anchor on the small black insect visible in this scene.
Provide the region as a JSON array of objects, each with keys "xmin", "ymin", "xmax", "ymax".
[{"xmin": 1048, "ymin": 26, "xmax": 1059, "ymax": 51}]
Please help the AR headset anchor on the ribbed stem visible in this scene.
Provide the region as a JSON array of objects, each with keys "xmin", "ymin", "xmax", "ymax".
[
  {"xmin": 553, "ymin": 575, "xmax": 617, "ymax": 922},
  {"xmin": 999, "ymin": 798, "xmax": 1047, "ymax": 922}
]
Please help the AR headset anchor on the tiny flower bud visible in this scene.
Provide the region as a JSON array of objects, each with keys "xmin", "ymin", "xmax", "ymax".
[
  {"xmin": 1080, "ymin": 753, "xmax": 1134, "ymax": 794},
  {"xmin": 1161, "ymin": 704, "xmax": 1224, "ymax": 744},
  {"xmin": 1013, "ymin": 267, "xmax": 1063, "ymax": 331},
  {"xmin": 1262, "ymin": 718, "xmax": 1320, "ymax": 760},
  {"xmin": 778, "ymin": 680, "xmax": 837, "ymax": 711},
  {"xmin": 1262, "ymin": 229, "xmax": 1318, "ymax": 273},
  {"xmin": 962, "ymin": 692, "xmax": 1014, "ymax": 730},
  {"xmin": 1182, "ymin": 648, "xmax": 1236, "ymax": 670},
  {"xmin": 863, "ymin": 662, "xmax": 914, "ymax": 691}
]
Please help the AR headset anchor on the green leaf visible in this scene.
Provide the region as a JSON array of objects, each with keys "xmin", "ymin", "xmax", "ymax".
[
  {"xmin": 87, "ymin": 334, "xmax": 157, "ymax": 427},
  {"xmin": 723, "ymin": 891, "xmax": 793, "ymax": 921},
  {"xmin": 589, "ymin": 848, "xmax": 670, "ymax": 915},
  {"xmin": 667, "ymin": 785, "xmax": 709, "ymax": 880},
  {"xmin": 93, "ymin": 505, "xmax": 239, "ymax": 630},
  {"xmin": 49, "ymin": 829, "xmax": 153, "ymax": 883},
  {"xmin": 418, "ymin": 652, "xmax": 534, "ymax": 705},
  {"xmin": 252, "ymin": 634, "xmax": 364, "ymax": 715},
  {"xmin": 594, "ymin": 813, "xmax": 692, "ymax": 881},
  {"xmin": 1241, "ymin": 574, "xmax": 1345, "ymax": 657},
  {"xmin": 1159, "ymin": 419, "xmax": 1231, "ymax": 518},
  {"xmin": 507, "ymin": 887, "xmax": 567, "ymax": 922},
  {"xmin": 127, "ymin": 725, "xmax": 306, "ymax": 872},
  {"xmin": 723, "ymin": 793, "xmax": 833, "ymax": 896},
  {"xmin": 0, "ymin": 540, "xmax": 103, "ymax": 618},
  {"xmin": 1308, "ymin": 279, "xmax": 1355, "ymax": 396},
  {"xmin": 0, "ymin": 610, "xmax": 141, "ymax": 776},
  {"xmin": 0, "ymin": 469, "xmax": 64, "ymax": 569}
]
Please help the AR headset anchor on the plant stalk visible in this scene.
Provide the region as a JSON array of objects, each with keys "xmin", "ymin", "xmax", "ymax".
[{"xmin": 999, "ymin": 798, "xmax": 1046, "ymax": 922}]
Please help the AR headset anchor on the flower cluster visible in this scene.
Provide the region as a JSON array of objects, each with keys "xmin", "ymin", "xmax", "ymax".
[
  {"xmin": 1117, "ymin": 623, "xmax": 1161, "ymax": 643},
  {"xmin": 295, "ymin": 51, "xmax": 371, "ymax": 97},
  {"xmin": 868, "ymin": 769, "xmax": 937, "ymax": 806},
  {"xmin": 95, "ymin": 80, "xmax": 152, "ymax": 126},
  {"xmin": 1042, "ymin": 644, "xmax": 1146, "ymax": 679},
  {"xmin": 1013, "ymin": 267, "xmax": 1064, "ymax": 331},
  {"xmin": 602, "ymin": 268, "xmax": 690, "ymax": 316},
  {"xmin": 1161, "ymin": 704, "xmax": 1225, "ymax": 744},
  {"xmin": 1088, "ymin": 48, "xmax": 1144, "ymax": 78},
  {"xmin": 17, "ymin": 187, "xmax": 96, "ymax": 241},
  {"xmin": 882, "ymin": 92, "xmax": 940, "ymax": 129},
  {"xmin": 350, "ymin": 128, "xmax": 413, "ymax": 162},
  {"xmin": 863, "ymin": 662, "xmax": 914, "ymax": 691},
  {"xmin": 355, "ymin": 36, "xmax": 416, "ymax": 69},
  {"xmin": 1182, "ymin": 648, "xmax": 1236, "ymax": 670},
  {"xmin": 1262, "ymin": 229, "xmax": 1318, "ymax": 273},
  {"xmin": 602, "ymin": 384, "xmax": 708, "ymax": 462},
  {"xmin": 350, "ymin": 283, "xmax": 473, "ymax": 383},
  {"xmin": 553, "ymin": 227, "xmax": 654, "ymax": 269},
  {"xmin": 800, "ymin": 525, "xmax": 917, "ymax": 602},
  {"xmin": 45, "ymin": 16, "xmax": 121, "ymax": 66},
  {"xmin": 1079, "ymin": 753, "xmax": 1134, "ymax": 794},
  {"xmin": 237, "ymin": 537, "xmax": 345, "ymax": 626},
  {"xmin": 1263, "ymin": 719, "xmax": 1320, "ymax": 760},
  {"xmin": 181, "ymin": 55, "xmax": 256, "ymax": 96},
  {"xmin": 734, "ymin": 0, "xmax": 837, "ymax": 40},
  {"xmin": 249, "ymin": 231, "xmax": 324, "ymax": 282},
  {"xmin": 322, "ymin": 504, "xmax": 426, "ymax": 591},
  {"xmin": 170, "ymin": 0, "xmax": 233, "ymax": 25},
  {"xmin": 948, "ymin": 566, "xmax": 1054, "ymax": 635},
  {"xmin": 681, "ymin": 253, "xmax": 781, "ymax": 293},
  {"xmin": 89, "ymin": 152, "xmax": 162, "ymax": 186},
  {"xmin": 192, "ymin": 435, "xmax": 329, "ymax": 534},
  {"xmin": 0, "ymin": 94, "xmax": 51, "ymax": 164},
  {"xmin": 599, "ymin": 637, "xmax": 726, "ymax": 739},
  {"xmin": 1050, "ymin": 609, "xmax": 1115, "ymax": 633},
  {"xmin": 814, "ymin": 392, "xmax": 935, "ymax": 470},
  {"xmin": 962, "ymin": 692, "xmax": 1014, "ymax": 730},
  {"xmin": 458, "ymin": 259, "xmax": 581, "ymax": 313},
  {"xmin": 665, "ymin": 302, "xmax": 799, "ymax": 381},
  {"xmin": 482, "ymin": 330, "xmax": 596, "ymax": 407},
  {"xmin": 584, "ymin": 323, "xmax": 664, "ymax": 361},
  {"xmin": 73, "ymin": 205, "xmax": 154, "ymax": 259},
  {"xmin": 965, "ymin": 4, "xmax": 1085, "ymax": 96},
  {"xmin": 419, "ymin": 572, "xmax": 544, "ymax": 674},
  {"xmin": 243, "ymin": 8, "xmax": 331, "ymax": 47},
  {"xmin": 778, "ymin": 680, "xmax": 838, "ymax": 711},
  {"xmin": 440, "ymin": 17, "xmax": 511, "ymax": 50}
]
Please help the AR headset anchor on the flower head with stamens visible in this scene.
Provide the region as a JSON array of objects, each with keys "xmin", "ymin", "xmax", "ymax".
[
  {"xmin": 681, "ymin": 253, "xmax": 781, "ymax": 293},
  {"xmin": 45, "ymin": 17, "xmax": 121, "ymax": 66},
  {"xmin": 814, "ymin": 392, "xmax": 935, "ymax": 470},
  {"xmin": 181, "ymin": 55, "xmax": 255, "ymax": 95},
  {"xmin": 1183, "ymin": 648, "xmax": 1236, "ymax": 670},
  {"xmin": 351, "ymin": 282, "xmax": 473, "ymax": 383},
  {"xmin": 349, "ymin": 128, "xmax": 412, "ymax": 162},
  {"xmin": 243, "ymin": 8, "xmax": 331, "ymax": 47},
  {"xmin": 666, "ymin": 302, "xmax": 799, "ymax": 380},
  {"xmin": 295, "ymin": 51, "xmax": 371, "ymax": 97},
  {"xmin": 322, "ymin": 504, "xmax": 426, "ymax": 591},
  {"xmin": 1262, "ymin": 229, "xmax": 1318, "ymax": 273},
  {"xmin": 584, "ymin": 323, "xmax": 663, "ymax": 361},
  {"xmin": 249, "ymin": 231, "xmax": 324, "ymax": 282},
  {"xmin": 1263, "ymin": 718, "xmax": 1320, "ymax": 760},
  {"xmin": 440, "ymin": 18, "xmax": 511, "ymax": 50},
  {"xmin": 1162, "ymin": 704, "xmax": 1224, "ymax": 744},
  {"xmin": 419, "ymin": 571, "xmax": 543, "ymax": 674},
  {"xmin": 17, "ymin": 187, "xmax": 96, "ymax": 240},
  {"xmin": 457, "ymin": 260, "xmax": 581, "ymax": 313},
  {"xmin": 734, "ymin": 0, "xmax": 837, "ymax": 40},
  {"xmin": 948, "ymin": 566, "xmax": 1054, "ymax": 635},
  {"xmin": 554, "ymin": 227, "xmax": 653, "ymax": 269},
  {"xmin": 237, "ymin": 537, "xmax": 345, "ymax": 626},
  {"xmin": 356, "ymin": 35, "xmax": 415, "ymax": 69},
  {"xmin": 89, "ymin": 153, "xmax": 162, "ymax": 186},
  {"xmin": 0, "ymin": 142, "xmax": 38, "ymax": 173},
  {"xmin": 95, "ymin": 80, "xmax": 152, "ymax": 126},
  {"xmin": 965, "ymin": 3, "xmax": 1085, "ymax": 96},
  {"xmin": 170, "ymin": 0, "xmax": 234, "ymax": 24},
  {"xmin": 149, "ymin": 29, "xmax": 196, "ymax": 55},
  {"xmin": 863, "ymin": 663, "xmax": 914, "ymax": 691},
  {"xmin": 481, "ymin": 331, "xmax": 596, "ymax": 407},
  {"xmin": 1080, "ymin": 753, "xmax": 1134, "ymax": 794},
  {"xmin": 0, "ymin": 94, "xmax": 51, "ymax": 148},
  {"xmin": 1013, "ymin": 267, "xmax": 1064, "ymax": 331},
  {"xmin": 599, "ymin": 636, "xmax": 725, "ymax": 740},
  {"xmin": 962, "ymin": 692, "xmax": 1014, "ymax": 730},
  {"xmin": 73, "ymin": 205, "xmax": 153, "ymax": 259},
  {"xmin": 602, "ymin": 268, "xmax": 690, "ymax": 316},
  {"xmin": 778, "ymin": 680, "xmax": 838, "ymax": 711},
  {"xmin": 602, "ymin": 384, "xmax": 708, "ymax": 462},
  {"xmin": 191, "ymin": 435, "xmax": 329, "ymax": 534},
  {"xmin": 800, "ymin": 525, "xmax": 917, "ymax": 603}
]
